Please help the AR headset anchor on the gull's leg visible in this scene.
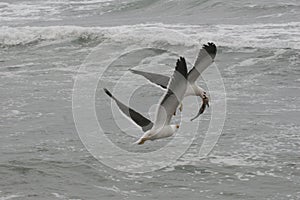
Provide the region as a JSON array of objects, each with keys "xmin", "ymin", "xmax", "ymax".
[
  {"xmin": 179, "ymin": 102, "xmax": 183, "ymax": 112},
  {"xmin": 174, "ymin": 102, "xmax": 183, "ymax": 115}
]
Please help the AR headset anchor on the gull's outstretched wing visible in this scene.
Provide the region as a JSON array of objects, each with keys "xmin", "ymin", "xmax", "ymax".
[
  {"xmin": 129, "ymin": 69, "xmax": 169, "ymax": 89},
  {"xmin": 104, "ymin": 88, "xmax": 153, "ymax": 132},
  {"xmin": 154, "ymin": 57, "xmax": 188, "ymax": 128},
  {"xmin": 130, "ymin": 43, "xmax": 216, "ymax": 87},
  {"xmin": 187, "ymin": 42, "xmax": 217, "ymax": 83}
]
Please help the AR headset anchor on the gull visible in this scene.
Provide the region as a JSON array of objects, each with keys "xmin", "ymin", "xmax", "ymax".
[
  {"xmin": 104, "ymin": 57, "xmax": 188, "ymax": 144},
  {"xmin": 129, "ymin": 42, "xmax": 217, "ymax": 121}
]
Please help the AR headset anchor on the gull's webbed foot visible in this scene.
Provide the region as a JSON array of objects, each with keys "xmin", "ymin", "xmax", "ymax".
[{"xmin": 137, "ymin": 138, "xmax": 147, "ymax": 145}]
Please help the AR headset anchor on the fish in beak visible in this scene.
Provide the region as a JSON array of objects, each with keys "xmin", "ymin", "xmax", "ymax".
[{"xmin": 190, "ymin": 95, "xmax": 209, "ymax": 121}]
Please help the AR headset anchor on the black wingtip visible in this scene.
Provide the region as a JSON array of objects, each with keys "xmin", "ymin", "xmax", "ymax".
[
  {"xmin": 103, "ymin": 88, "xmax": 112, "ymax": 97},
  {"xmin": 203, "ymin": 42, "xmax": 217, "ymax": 59},
  {"xmin": 175, "ymin": 56, "xmax": 188, "ymax": 78},
  {"xmin": 158, "ymin": 84, "xmax": 168, "ymax": 89}
]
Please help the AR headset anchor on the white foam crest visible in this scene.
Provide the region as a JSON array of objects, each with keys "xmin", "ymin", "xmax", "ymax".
[
  {"xmin": 0, "ymin": 25, "xmax": 196, "ymax": 47},
  {"xmin": 108, "ymin": 26, "xmax": 197, "ymax": 47},
  {"xmin": 0, "ymin": 22, "xmax": 299, "ymax": 49},
  {"xmin": 0, "ymin": 195, "xmax": 22, "ymax": 200},
  {"xmin": 0, "ymin": 26, "xmax": 104, "ymax": 46},
  {"xmin": 0, "ymin": 2, "xmax": 60, "ymax": 22},
  {"xmin": 157, "ymin": 22, "xmax": 300, "ymax": 49},
  {"xmin": 0, "ymin": 0, "xmax": 115, "ymax": 22},
  {"xmin": 52, "ymin": 0, "xmax": 114, "ymax": 4}
]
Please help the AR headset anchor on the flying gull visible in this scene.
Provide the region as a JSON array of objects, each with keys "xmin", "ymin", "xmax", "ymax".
[
  {"xmin": 129, "ymin": 42, "xmax": 217, "ymax": 121},
  {"xmin": 104, "ymin": 57, "xmax": 188, "ymax": 144}
]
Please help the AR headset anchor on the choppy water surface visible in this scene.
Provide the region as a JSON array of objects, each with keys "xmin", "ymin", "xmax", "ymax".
[{"xmin": 0, "ymin": 0, "xmax": 300, "ymax": 199}]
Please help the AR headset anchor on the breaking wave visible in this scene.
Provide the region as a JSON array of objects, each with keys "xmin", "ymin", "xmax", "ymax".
[{"xmin": 1, "ymin": 22, "xmax": 299, "ymax": 49}]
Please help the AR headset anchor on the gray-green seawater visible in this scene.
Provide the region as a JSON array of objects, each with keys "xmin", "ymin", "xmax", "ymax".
[{"xmin": 0, "ymin": 0, "xmax": 300, "ymax": 199}]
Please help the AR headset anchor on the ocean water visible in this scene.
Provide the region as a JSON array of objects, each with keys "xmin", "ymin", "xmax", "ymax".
[{"xmin": 1, "ymin": 0, "xmax": 300, "ymax": 199}]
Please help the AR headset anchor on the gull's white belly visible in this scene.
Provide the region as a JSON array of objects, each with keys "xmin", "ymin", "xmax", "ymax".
[{"xmin": 149, "ymin": 126, "xmax": 175, "ymax": 140}]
